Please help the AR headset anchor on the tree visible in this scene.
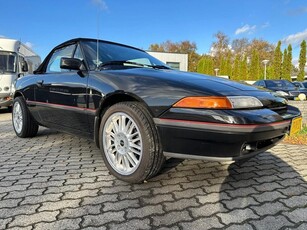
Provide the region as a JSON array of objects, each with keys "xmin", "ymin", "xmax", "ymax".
[
  {"xmin": 232, "ymin": 54, "xmax": 240, "ymax": 80},
  {"xmin": 248, "ymin": 39, "xmax": 274, "ymax": 62},
  {"xmin": 240, "ymin": 56, "xmax": 248, "ymax": 80},
  {"xmin": 250, "ymin": 49, "xmax": 260, "ymax": 80},
  {"xmin": 232, "ymin": 38, "xmax": 249, "ymax": 56},
  {"xmin": 281, "ymin": 49, "xmax": 288, "ymax": 80},
  {"xmin": 197, "ymin": 57, "xmax": 205, "ymax": 73},
  {"xmin": 149, "ymin": 40, "xmax": 200, "ymax": 72},
  {"xmin": 286, "ymin": 44, "xmax": 293, "ymax": 80},
  {"xmin": 272, "ymin": 41, "xmax": 282, "ymax": 78},
  {"xmin": 211, "ymin": 32, "xmax": 231, "ymax": 68},
  {"xmin": 297, "ymin": 40, "xmax": 306, "ymax": 81}
]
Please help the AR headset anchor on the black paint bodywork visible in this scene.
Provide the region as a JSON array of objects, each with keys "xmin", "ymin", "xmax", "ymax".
[{"xmin": 14, "ymin": 38, "xmax": 301, "ymax": 160}]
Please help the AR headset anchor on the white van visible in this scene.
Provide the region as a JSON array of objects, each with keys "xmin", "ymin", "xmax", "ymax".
[{"xmin": 0, "ymin": 38, "xmax": 41, "ymax": 108}]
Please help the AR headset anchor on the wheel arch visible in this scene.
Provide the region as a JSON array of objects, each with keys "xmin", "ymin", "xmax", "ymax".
[{"xmin": 94, "ymin": 92, "xmax": 153, "ymax": 149}]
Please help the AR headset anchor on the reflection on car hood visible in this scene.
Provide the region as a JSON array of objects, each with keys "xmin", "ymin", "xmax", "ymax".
[{"xmin": 104, "ymin": 68, "xmax": 259, "ymax": 92}]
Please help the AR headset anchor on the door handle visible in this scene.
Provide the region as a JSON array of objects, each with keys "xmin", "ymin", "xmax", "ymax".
[{"xmin": 36, "ymin": 80, "xmax": 44, "ymax": 87}]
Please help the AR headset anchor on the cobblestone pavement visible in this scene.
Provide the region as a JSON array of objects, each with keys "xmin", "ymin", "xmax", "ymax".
[{"xmin": 1, "ymin": 108, "xmax": 307, "ymax": 230}]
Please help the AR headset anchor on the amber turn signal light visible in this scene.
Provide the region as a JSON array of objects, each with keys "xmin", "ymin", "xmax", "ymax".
[{"xmin": 173, "ymin": 97, "xmax": 233, "ymax": 109}]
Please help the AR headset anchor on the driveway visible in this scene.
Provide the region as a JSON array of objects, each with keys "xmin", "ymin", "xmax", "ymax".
[{"xmin": 1, "ymin": 108, "xmax": 307, "ymax": 229}]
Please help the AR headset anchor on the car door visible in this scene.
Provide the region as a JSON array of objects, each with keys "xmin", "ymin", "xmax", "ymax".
[{"xmin": 35, "ymin": 43, "xmax": 89, "ymax": 136}]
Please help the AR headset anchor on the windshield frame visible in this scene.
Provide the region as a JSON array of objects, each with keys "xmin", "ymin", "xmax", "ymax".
[{"xmin": 0, "ymin": 51, "xmax": 17, "ymax": 74}]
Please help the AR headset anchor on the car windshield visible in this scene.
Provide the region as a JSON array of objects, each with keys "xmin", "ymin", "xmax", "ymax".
[
  {"xmin": 302, "ymin": 82, "xmax": 307, "ymax": 88},
  {"xmin": 0, "ymin": 51, "xmax": 16, "ymax": 74},
  {"xmin": 266, "ymin": 80, "xmax": 296, "ymax": 88},
  {"xmin": 81, "ymin": 40, "xmax": 168, "ymax": 71}
]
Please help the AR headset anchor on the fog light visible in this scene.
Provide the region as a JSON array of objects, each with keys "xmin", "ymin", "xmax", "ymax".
[{"xmin": 4, "ymin": 87, "xmax": 9, "ymax": 91}]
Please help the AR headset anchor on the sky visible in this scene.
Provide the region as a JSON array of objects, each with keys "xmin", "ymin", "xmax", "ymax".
[{"xmin": 0, "ymin": 0, "xmax": 306, "ymax": 63}]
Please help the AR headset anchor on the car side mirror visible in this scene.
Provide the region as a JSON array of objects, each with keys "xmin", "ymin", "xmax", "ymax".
[
  {"xmin": 60, "ymin": 58, "xmax": 83, "ymax": 70},
  {"xmin": 21, "ymin": 61, "xmax": 28, "ymax": 72}
]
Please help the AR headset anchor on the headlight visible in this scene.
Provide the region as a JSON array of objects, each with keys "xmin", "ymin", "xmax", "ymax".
[
  {"xmin": 275, "ymin": 91, "xmax": 289, "ymax": 97},
  {"xmin": 173, "ymin": 96, "xmax": 263, "ymax": 109},
  {"xmin": 227, "ymin": 96, "xmax": 263, "ymax": 109}
]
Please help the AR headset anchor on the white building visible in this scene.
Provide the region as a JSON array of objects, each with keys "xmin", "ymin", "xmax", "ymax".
[{"xmin": 147, "ymin": 51, "xmax": 188, "ymax": 71}]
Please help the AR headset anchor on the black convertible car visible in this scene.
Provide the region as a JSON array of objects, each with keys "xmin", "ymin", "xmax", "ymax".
[{"xmin": 12, "ymin": 38, "xmax": 302, "ymax": 183}]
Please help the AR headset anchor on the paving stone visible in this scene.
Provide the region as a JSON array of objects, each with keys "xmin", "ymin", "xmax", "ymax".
[
  {"xmin": 82, "ymin": 211, "xmax": 125, "ymax": 227},
  {"xmin": 82, "ymin": 194, "xmax": 118, "ymax": 205},
  {"xmin": 222, "ymin": 196, "xmax": 259, "ymax": 210},
  {"xmin": 62, "ymin": 189, "xmax": 99, "ymax": 199},
  {"xmin": 0, "ymin": 198, "xmax": 22, "ymax": 208},
  {"xmin": 39, "ymin": 199, "xmax": 81, "ymax": 211},
  {"xmin": 59, "ymin": 205, "xmax": 101, "ymax": 219},
  {"xmin": 34, "ymin": 218, "xmax": 81, "ymax": 230},
  {"xmin": 252, "ymin": 191, "xmax": 287, "ymax": 203},
  {"xmin": 225, "ymin": 187, "xmax": 259, "ymax": 198},
  {"xmin": 283, "ymin": 208, "xmax": 307, "ymax": 223},
  {"xmin": 152, "ymin": 210, "xmax": 192, "ymax": 227},
  {"xmin": 196, "ymin": 192, "xmax": 230, "ymax": 204},
  {"xmin": 8, "ymin": 211, "xmax": 59, "ymax": 227},
  {"xmin": 179, "ymin": 216, "xmax": 224, "ymax": 229},
  {"xmin": 252, "ymin": 182, "xmax": 284, "ymax": 192},
  {"xmin": 0, "ymin": 218, "xmax": 12, "ymax": 229},
  {"xmin": 6, "ymin": 188, "xmax": 45, "ymax": 199},
  {"xmin": 278, "ymin": 185, "xmax": 307, "ymax": 196},
  {"xmin": 251, "ymin": 201, "xmax": 289, "ymax": 216},
  {"xmin": 172, "ymin": 188, "xmax": 204, "ymax": 199},
  {"xmin": 0, "ymin": 204, "xmax": 39, "ymax": 219},
  {"xmin": 20, "ymin": 193, "xmax": 62, "ymax": 205},
  {"xmin": 217, "ymin": 208, "xmax": 259, "ymax": 225},
  {"xmin": 109, "ymin": 218, "xmax": 151, "ymax": 230},
  {"xmin": 280, "ymin": 195, "xmax": 307, "ymax": 208},
  {"xmin": 189, "ymin": 202, "xmax": 227, "ymax": 218},
  {"xmin": 223, "ymin": 224, "xmax": 254, "ymax": 230},
  {"xmin": 119, "ymin": 190, "xmax": 150, "ymax": 200},
  {"xmin": 152, "ymin": 184, "xmax": 182, "ymax": 195},
  {"xmin": 164, "ymin": 198, "xmax": 199, "ymax": 211},
  {"xmin": 141, "ymin": 193, "xmax": 174, "ymax": 205},
  {"xmin": 250, "ymin": 215, "xmax": 295, "ymax": 230},
  {"xmin": 126, "ymin": 205, "xmax": 164, "ymax": 219},
  {"xmin": 44, "ymin": 184, "xmax": 81, "ymax": 194},
  {"xmin": 103, "ymin": 199, "xmax": 140, "ymax": 211}
]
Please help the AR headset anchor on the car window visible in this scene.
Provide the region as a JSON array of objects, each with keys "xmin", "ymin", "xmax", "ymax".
[
  {"xmin": 293, "ymin": 82, "xmax": 301, "ymax": 88},
  {"xmin": 46, "ymin": 44, "xmax": 76, "ymax": 73},
  {"xmin": 258, "ymin": 81, "xmax": 265, "ymax": 87},
  {"xmin": 303, "ymin": 82, "xmax": 307, "ymax": 88},
  {"xmin": 266, "ymin": 81, "xmax": 277, "ymax": 87}
]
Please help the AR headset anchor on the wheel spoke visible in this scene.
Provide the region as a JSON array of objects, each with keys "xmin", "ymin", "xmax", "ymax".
[{"xmin": 103, "ymin": 111, "xmax": 143, "ymax": 176}]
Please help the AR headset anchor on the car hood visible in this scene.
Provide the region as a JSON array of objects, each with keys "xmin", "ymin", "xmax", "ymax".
[
  {"xmin": 103, "ymin": 68, "xmax": 259, "ymax": 93},
  {"xmin": 95, "ymin": 68, "xmax": 288, "ymax": 111}
]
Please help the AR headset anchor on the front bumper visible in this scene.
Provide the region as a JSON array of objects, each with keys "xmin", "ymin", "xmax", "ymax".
[
  {"xmin": 0, "ymin": 93, "xmax": 13, "ymax": 107},
  {"xmin": 155, "ymin": 106, "xmax": 300, "ymax": 161}
]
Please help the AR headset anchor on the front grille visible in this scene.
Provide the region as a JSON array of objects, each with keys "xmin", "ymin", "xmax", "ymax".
[
  {"xmin": 289, "ymin": 91, "xmax": 300, "ymax": 96},
  {"xmin": 271, "ymin": 106, "xmax": 287, "ymax": 115}
]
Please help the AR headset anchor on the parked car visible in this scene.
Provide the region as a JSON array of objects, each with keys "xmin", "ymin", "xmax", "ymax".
[
  {"xmin": 253, "ymin": 79, "xmax": 303, "ymax": 100},
  {"xmin": 293, "ymin": 81, "xmax": 307, "ymax": 90},
  {"xmin": 12, "ymin": 38, "xmax": 301, "ymax": 183}
]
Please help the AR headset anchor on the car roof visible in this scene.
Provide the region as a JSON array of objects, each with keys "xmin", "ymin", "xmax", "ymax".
[{"xmin": 54, "ymin": 38, "xmax": 145, "ymax": 53}]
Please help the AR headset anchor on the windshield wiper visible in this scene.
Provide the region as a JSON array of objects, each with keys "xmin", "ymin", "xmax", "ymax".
[{"xmin": 97, "ymin": 60, "xmax": 170, "ymax": 70}]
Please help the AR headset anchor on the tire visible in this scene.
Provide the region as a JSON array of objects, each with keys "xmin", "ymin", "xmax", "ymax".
[
  {"xmin": 99, "ymin": 102, "xmax": 165, "ymax": 183},
  {"xmin": 12, "ymin": 97, "xmax": 39, "ymax": 138}
]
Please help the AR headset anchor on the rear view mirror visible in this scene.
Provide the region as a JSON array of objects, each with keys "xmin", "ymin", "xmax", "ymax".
[
  {"xmin": 60, "ymin": 58, "xmax": 82, "ymax": 70},
  {"xmin": 21, "ymin": 61, "xmax": 28, "ymax": 72}
]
